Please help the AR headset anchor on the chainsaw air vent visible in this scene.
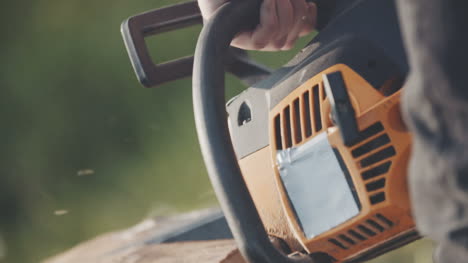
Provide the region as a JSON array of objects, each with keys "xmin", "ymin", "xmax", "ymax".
[
  {"xmin": 349, "ymin": 122, "xmax": 396, "ymax": 206},
  {"xmin": 352, "ymin": 122, "xmax": 384, "ymax": 146},
  {"xmin": 370, "ymin": 192, "xmax": 386, "ymax": 204},
  {"xmin": 283, "ymin": 106, "xmax": 293, "ymax": 148},
  {"xmin": 312, "ymin": 84, "xmax": 322, "ymax": 132},
  {"xmin": 366, "ymin": 219, "xmax": 385, "ymax": 232},
  {"xmin": 351, "ymin": 134, "xmax": 390, "ymax": 158},
  {"xmin": 338, "ymin": 234, "xmax": 356, "ymax": 245},
  {"xmin": 274, "ymin": 115, "xmax": 283, "ymax": 150},
  {"xmin": 329, "ymin": 213, "xmax": 395, "ymax": 250},
  {"xmin": 302, "ymin": 91, "xmax": 313, "ymax": 138},
  {"xmin": 376, "ymin": 213, "xmax": 394, "ymax": 227},
  {"xmin": 360, "ymin": 146, "xmax": 396, "ymax": 168},
  {"xmin": 361, "ymin": 161, "xmax": 391, "ymax": 180},
  {"xmin": 293, "ymin": 99, "xmax": 302, "ymax": 143},
  {"xmin": 358, "ymin": 224, "xmax": 376, "ymax": 238},
  {"xmin": 348, "ymin": 229, "xmax": 367, "ymax": 241},
  {"xmin": 274, "ymin": 83, "xmax": 327, "ymax": 150},
  {"xmin": 329, "ymin": 238, "xmax": 348, "ymax": 250},
  {"xmin": 365, "ymin": 178, "xmax": 386, "ymax": 192}
]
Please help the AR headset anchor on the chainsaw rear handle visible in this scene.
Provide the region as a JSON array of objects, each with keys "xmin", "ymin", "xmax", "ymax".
[
  {"xmin": 192, "ymin": 0, "xmax": 334, "ymax": 262},
  {"xmin": 121, "ymin": 0, "xmax": 338, "ymax": 88},
  {"xmin": 121, "ymin": 1, "xmax": 202, "ymax": 88}
]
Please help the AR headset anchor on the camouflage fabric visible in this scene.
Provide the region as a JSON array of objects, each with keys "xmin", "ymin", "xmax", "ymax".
[{"xmin": 396, "ymin": 1, "xmax": 468, "ymax": 262}]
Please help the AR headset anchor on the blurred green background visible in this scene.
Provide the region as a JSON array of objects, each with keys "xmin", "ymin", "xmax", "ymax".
[{"xmin": 0, "ymin": 0, "xmax": 432, "ymax": 262}]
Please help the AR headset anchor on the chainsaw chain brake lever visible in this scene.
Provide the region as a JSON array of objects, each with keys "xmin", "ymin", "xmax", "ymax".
[{"xmin": 121, "ymin": 1, "xmax": 272, "ymax": 88}]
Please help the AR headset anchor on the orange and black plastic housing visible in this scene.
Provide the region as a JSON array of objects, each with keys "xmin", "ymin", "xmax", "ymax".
[
  {"xmin": 223, "ymin": 0, "xmax": 419, "ymax": 261},
  {"xmin": 235, "ymin": 64, "xmax": 417, "ymax": 262},
  {"xmin": 123, "ymin": 0, "xmax": 419, "ymax": 261}
]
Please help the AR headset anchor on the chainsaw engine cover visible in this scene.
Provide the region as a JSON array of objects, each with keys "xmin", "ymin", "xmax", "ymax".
[{"xmin": 226, "ymin": 0, "xmax": 418, "ymax": 261}]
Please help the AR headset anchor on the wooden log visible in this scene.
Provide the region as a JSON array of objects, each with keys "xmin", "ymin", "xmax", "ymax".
[
  {"xmin": 44, "ymin": 209, "xmax": 245, "ymax": 263},
  {"xmin": 45, "ymin": 239, "xmax": 244, "ymax": 263}
]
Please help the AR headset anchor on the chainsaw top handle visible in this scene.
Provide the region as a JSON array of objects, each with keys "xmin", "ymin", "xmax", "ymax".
[{"xmin": 192, "ymin": 0, "xmax": 343, "ymax": 262}]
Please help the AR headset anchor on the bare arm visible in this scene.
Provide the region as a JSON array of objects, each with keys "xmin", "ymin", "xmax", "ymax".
[{"xmin": 198, "ymin": 0, "xmax": 317, "ymax": 51}]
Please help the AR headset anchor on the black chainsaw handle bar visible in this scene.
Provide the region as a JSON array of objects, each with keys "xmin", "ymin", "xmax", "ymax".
[
  {"xmin": 193, "ymin": 1, "xmax": 332, "ymax": 262},
  {"xmin": 121, "ymin": 0, "xmax": 338, "ymax": 88},
  {"xmin": 121, "ymin": 2, "xmax": 201, "ymax": 88}
]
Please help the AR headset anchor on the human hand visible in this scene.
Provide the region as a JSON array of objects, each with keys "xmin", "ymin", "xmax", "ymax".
[{"xmin": 198, "ymin": 0, "xmax": 317, "ymax": 51}]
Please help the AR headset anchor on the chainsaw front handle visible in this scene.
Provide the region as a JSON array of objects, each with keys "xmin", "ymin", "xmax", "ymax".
[{"xmin": 192, "ymin": 0, "xmax": 333, "ymax": 262}]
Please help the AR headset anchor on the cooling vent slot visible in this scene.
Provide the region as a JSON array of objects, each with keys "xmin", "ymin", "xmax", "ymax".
[
  {"xmin": 328, "ymin": 214, "xmax": 395, "ymax": 250},
  {"xmin": 348, "ymin": 229, "xmax": 367, "ymax": 241},
  {"xmin": 361, "ymin": 161, "xmax": 391, "ymax": 180},
  {"xmin": 350, "ymin": 122, "xmax": 396, "ymax": 205},
  {"xmin": 351, "ymin": 122, "xmax": 384, "ymax": 146},
  {"xmin": 366, "ymin": 219, "xmax": 385, "ymax": 232},
  {"xmin": 339, "ymin": 234, "xmax": 356, "ymax": 246},
  {"xmin": 376, "ymin": 213, "xmax": 394, "ymax": 227},
  {"xmin": 360, "ymin": 146, "xmax": 396, "ymax": 168},
  {"xmin": 283, "ymin": 106, "xmax": 293, "ymax": 148},
  {"xmin": 351, "ymin": 134, "xmax": 390, "ymax": 158},
  {"xmin": 274, "ymin": 115, "xmax": 282, "ymax": 150},
  {"xmin": 365, "ymin": 178, "xmax": 386, "ymax": 192},
  {"xmin": 357, "ymin": 224, "xmax": 376, "ymax": 237},
  {"xmin": 370, "ymin": 192, "xmax": 386, "ymax": 205},
  {"xmin": 312, "ymin": 84, "xmax": 323, "ymax": 132},
  {"xmin": 329, "ymin": 238, "xmax": 348, "ymax": 250},
  {"xmin": 274, "ymin": 83, "xmax": 327, "ymax": 150},
  {"xmin": 293, "ymin": 99, "xmax": 302, "ymax": 143}
]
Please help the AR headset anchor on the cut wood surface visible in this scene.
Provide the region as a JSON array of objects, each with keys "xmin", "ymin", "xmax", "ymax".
[{"xmin": 44, "ymin": 209, "xmax": 245, "ymax": 263}]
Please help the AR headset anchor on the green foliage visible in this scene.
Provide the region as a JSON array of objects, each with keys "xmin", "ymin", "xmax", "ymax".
[{"xmin": 0, "ymin": 1, "xmax": 431, "ymax": 262}]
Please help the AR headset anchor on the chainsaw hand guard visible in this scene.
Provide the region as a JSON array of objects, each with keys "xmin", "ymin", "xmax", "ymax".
[{"xmin": 192, "ymin": 0, "xmax": 341, "ymax": 262}]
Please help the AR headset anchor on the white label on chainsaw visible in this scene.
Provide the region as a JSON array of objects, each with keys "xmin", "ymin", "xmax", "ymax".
[{"xmin": 276, "ymin": 132, "xmax": 360, "ymax": 239}]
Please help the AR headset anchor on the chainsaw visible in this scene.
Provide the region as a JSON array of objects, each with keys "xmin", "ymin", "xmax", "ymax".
[{"xmin": 121, "ymin": 0, "xmax": 420, "ymax": 262}]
